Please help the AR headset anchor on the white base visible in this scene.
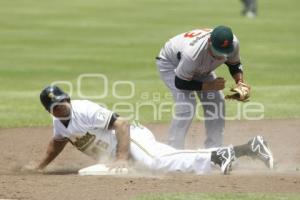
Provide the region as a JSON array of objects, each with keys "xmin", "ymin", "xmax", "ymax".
[{"xmin": 78, "ymin": 164, "xmax": 128, "ymax": 176}]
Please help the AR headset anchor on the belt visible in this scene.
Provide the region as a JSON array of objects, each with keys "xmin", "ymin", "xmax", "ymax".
[{"xmin": 155, "ymin": 52, "xmax": 181, "ymax": 61}]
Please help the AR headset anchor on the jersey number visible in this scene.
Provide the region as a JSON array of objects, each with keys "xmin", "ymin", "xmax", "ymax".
[
  {"xmin": 183, "ymin": 29, "xmax": 211, "ymax": 38},
  {"xmin": 184, "ymin": 31, "xmax": 201, "ymax": 38}
]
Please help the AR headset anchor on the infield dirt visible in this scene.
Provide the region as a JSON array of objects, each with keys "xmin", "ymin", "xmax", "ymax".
[{"xmin": 0, "ymin": 119, "xmax": 299, "ymax": 200}]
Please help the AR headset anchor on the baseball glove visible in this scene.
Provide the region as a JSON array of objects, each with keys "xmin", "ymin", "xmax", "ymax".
[{"xmin": 225, "ymin": 82, "xmax": 250, "ymax": 102}]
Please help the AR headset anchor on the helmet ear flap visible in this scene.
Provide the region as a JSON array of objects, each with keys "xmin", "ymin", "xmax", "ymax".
[
  {"xmin": 66, "ymin": 97, "xmax": 71, "ymax": 103},
  {"xmin": 40, "ymin": 85, "xmax": 70, "ymax": 112}
]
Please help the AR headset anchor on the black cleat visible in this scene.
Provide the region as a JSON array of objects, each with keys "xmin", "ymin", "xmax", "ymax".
[{"xmin": 248, "ymin": 135, "xmax": 274, "ymax": 169}]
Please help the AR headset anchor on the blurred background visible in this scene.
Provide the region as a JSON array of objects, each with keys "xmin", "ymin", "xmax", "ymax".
[{"xmin": 0, "ymin": 0, "xmax": 299, "ymax": 127}]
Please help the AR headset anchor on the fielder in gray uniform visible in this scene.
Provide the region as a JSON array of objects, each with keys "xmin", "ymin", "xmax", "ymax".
[
  {"xmin": 156, "ymin": 25, "xmax": 250, "ymax": 149},
  {"xmin": 241, "ymin": 0, "xmax": 257, "ymax": 18}
]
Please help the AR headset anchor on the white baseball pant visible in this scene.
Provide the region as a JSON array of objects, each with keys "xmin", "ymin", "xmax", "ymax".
[{"xmin": 129, "ymin": 124, "xmax": 212, "ymax": 174}]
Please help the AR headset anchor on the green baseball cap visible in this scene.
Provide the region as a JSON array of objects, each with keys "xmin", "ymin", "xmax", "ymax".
[{"xmin": 210, "ymin": 25, "xmax": 234, "ymax": 56}]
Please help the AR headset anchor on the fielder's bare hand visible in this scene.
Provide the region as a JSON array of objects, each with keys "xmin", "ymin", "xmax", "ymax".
[{"xmin": 202, "ymin": 77, "xmax": 226, "ymax": 91}]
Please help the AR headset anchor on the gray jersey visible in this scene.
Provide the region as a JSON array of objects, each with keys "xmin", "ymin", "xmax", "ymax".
[{"xmin": 158, "ymin": 29, "xmax": 240, "ymax": 80}]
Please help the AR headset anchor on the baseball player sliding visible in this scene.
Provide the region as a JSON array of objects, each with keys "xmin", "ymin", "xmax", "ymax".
[
  {"xmin": 156, "ymin": 25, "xmax": 250, "ymax": 149},
  {"xmin": 34, "ymin": 86, "xmax": 272, "ymax": 175}
]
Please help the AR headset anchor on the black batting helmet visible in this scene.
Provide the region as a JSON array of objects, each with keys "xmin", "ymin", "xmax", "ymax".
[{"xmin": 40, "ymin": 85, "xmax": 70, "ymax": 111}]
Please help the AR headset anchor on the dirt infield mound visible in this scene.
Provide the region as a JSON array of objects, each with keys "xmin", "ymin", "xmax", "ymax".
[{"xmin": 0, "ymin": 119, "xmax": 300, "ymax": 200}]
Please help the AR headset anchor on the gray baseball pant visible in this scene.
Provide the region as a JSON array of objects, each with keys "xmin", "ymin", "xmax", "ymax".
[
  {"xmin": 241, "ymin": 0, "xmax": 257, "ymax": 14},
  {"xmin": 156, "ymin": 59, "xmax": 225, "ymax": 149}
]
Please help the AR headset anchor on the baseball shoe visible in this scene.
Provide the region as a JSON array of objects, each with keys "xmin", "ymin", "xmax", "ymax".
[
  {"xmin": 212, "ymin": 146, "xmax": 235, "ymax": 175},
  {"xmin": 248, "ymin": 135, "xmax": 274, "ymax": 169},
  {"xmin": 245, "ymin": 11, "xmax": 256, "ymax": 18}
]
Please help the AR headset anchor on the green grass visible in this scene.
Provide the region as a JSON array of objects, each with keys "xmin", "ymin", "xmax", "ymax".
[
  {"xmin": 133, "ymin": 193, "xmax": 300, "ymax": 200},
  {"xmin": 0, "ymin": 0, "xmax": 299, "ymax": 127}
]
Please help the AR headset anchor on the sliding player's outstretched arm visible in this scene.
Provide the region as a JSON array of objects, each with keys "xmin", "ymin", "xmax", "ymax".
[
  {"xmin": 37, "ymin": 138, "xmax": 68, "ymax": 170},
  {"xmin": 109, "ymin": 117, "xmax": 130, "ymax": 169}
]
